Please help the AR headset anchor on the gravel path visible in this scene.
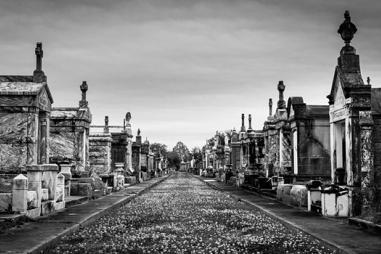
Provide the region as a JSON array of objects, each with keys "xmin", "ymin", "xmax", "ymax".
[{"xmin": 49, "ymin": 173, "xmax": 336, "ymax": 254}]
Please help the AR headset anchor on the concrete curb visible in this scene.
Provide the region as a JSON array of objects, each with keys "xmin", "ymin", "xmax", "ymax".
[
  {"xmin": 27, "ymin": 174, "xmax": 171, "ymax": 254},
  {"xmin": 195, "ymin": 176, "xmax": 355, "ymax": 254}
]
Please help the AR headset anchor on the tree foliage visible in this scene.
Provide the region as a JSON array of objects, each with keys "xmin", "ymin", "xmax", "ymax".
[
  {"xmin": 150, "ymin": 143, "xmax": 168, "ymax": 156},
  {"xmin": 172, "ymin": 141, "xmax": 191, "ymax": 162},
  {"xmin": 167, "ymin": 151, "xmax": 181, "ymax": 170}
]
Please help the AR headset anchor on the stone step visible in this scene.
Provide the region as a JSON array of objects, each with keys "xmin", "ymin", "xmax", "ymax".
[{"xmin": 65, "ymin": 196, "xmax": 88, "ymax": 208}]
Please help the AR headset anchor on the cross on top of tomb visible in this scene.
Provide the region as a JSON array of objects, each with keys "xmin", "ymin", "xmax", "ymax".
[
  {"xmin": 33, "ymin": 42, "xmax": 46, "ymax": 82},
  {"xmin": 79, "ymin": 81, "xmax": 88, "ymax": 108}
]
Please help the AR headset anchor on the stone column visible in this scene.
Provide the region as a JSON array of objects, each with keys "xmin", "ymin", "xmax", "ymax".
[
  {"xmin": 359, "ymin": 111, "xmax": 375, "ymax": 216},
  {"xmin": 12, "ymin": 174, "xmax": 28, "ymax": 213},
  {"xmin": 41, "ymin": 164, "xmax": 59, "ymax": 200},
  {"xmin": 56, "ymin": 173, "xmax": 65, "ymax": 202},
  {"xmin": 39, "ymin": 112, "xmax": 49, "ymax": 164},
  {"xmin": 345, "ymin": 116, "xmax": 353, "ymax": 186},
  {"xmin": 26, "ymin": 165, "xmax": 44, "ymax": 211},
  {"xmin": 27, "ymin": 112, "xmax": 39, "ymax": 165}
]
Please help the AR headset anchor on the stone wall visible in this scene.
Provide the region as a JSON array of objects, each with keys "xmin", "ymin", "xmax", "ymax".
[
  {"xmin": 297, "ymin": 119, "xmax": 331, "ymax": 179},
  {"xmin": 49, "ymin": 131, "xmax": 76, "ymax": 161},
  {"xmin": 0, "ymin": 113, "xmax": 31, "ymax": 173},
  {"xmin": 89, "ymin": 133, "xmax": 112, "ymax": 175}
]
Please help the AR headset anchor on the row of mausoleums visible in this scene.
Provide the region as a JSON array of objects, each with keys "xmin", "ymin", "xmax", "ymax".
[
  {"xmin": 0, "ymin": 43, "xmax": 168, "ymax": 218},
  {"xmin": 202, "ymin": 11, "xmax": 381, "ymax": 223}
]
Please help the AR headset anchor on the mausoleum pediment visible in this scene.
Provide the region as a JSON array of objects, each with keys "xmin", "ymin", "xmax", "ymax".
[{"xmin": 0, "ymin": 82, "xmax": 53, "ymax": 111}]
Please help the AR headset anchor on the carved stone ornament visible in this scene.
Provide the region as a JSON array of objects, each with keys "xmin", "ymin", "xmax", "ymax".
[
  {"xmin": 338, "ymin": 10, "xmax": 357, "ymax": 45},
  {"xmin": 126, "ymin": 112, "xmax": 131, "ymax": 123}
]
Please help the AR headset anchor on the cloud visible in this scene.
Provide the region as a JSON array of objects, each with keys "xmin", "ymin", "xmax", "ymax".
[{"xmin": 1, "ymin": 0, "xmax": 380, "ymax": 149}]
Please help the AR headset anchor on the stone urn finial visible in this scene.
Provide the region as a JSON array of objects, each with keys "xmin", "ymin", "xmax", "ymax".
[
  {"xmin": 277, "ymin": 81, "xmax": 286, "ymax": 109},
  {"xmin": 126, "ymin": 112, "xmax": 131, "ymax": 123},
  {"xmin": 338, "ymin": 10, "xmax": 357, "ymax": 46}
]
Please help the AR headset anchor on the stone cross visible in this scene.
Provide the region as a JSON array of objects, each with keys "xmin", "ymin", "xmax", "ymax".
[
  {"xmin": 33, "ymin": 42, "xmax": 46, "ymax": 82},
  {"xmin": 79, "ymin": 81, "xmax": 88, "ymax": 108},
  {"xmin": 35, "ymin": 42, "xmax": 43, "ymax": 71}
]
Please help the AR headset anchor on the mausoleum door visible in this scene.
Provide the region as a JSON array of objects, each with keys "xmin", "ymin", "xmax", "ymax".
[{"xmin": 333, "ymin": 120, "xmax": 346, "ymax": 183}]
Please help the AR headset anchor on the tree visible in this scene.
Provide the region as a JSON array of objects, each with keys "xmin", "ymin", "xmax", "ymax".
[
  {"xmin": 191, "ymin": 147, "xmax": 203, "ymax": 169},
  {"xmin": 167, "ymin": 151, "xmax": 181, "ymax": 170},
  {"xmin": 150, "ymin": 143, "xmax": 168, "ymax": 156},
  {"xmin": 172, "ymin": 141, "xmax": 191, "ymax": 162}
]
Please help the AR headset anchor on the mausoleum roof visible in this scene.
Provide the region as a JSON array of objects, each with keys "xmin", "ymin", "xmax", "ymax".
[
  {"xmin": 0, "ymin": 81, "xmax": 54, "ymax": 104},
  {"xmin": 0, "ymin": 75, "xmax": 33, "ymax": 82},
  {"xmin": 306, "ymin": 105, "xmax": 329, "ymax": 117}
]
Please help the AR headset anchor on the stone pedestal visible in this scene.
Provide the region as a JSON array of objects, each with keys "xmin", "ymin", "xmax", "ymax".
[
  {"xmin": 26, "ymin": 165, "xmax": 44, "ymax": 212},
  {"xmin": 41, "ymin": 164, "xmax": 59, "ymax": 200},
  {"xmin": 12, "ymin": 174, "xmax": 28, "ymax": 213},
  {"xmin": 60, "ymin": 164, "xmax": 73, "ymax": 197}
]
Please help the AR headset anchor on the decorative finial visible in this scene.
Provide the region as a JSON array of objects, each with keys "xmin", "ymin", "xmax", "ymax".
[
  {"xmin": 125, "ymin": 112, "xmax": 131, "ymax": 123},
  {"xmin": 137, "ymin": 128, "xmax": 141, "ymax": 136},
  {"xmin": 269, "ymin": 98, "xmax": 273, "ymax": 116},
  {"xmin": 79, "ymin": 81, "xmax": 88, "ymax": 107},
  {"xmin": 240, "ymin": 113, "xmax": 246, "ymax": 132},
  {"xmin": 277, "ymin": 81, "xmax": 286, "ymax": 109},
  {"xmin": 367, "ymin": 76, "xmax": 371, "ymax": 85},
  {"xmin": 35, "ymin": 42, "xmax": 43, "ymax": 71},
  {"xmin": 338, "ymin": 10, "xmax": 357, "ymax": 46},
  {"xmin": 104, "ymin": 116, "xmax": 109, "ymax": 134},
  {"xmin": 248, "ymin": 114, "xmax": 252, "ymax": 130}
]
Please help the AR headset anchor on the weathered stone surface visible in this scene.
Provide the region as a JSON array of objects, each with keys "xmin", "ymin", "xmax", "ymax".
[
  {"xmin": 71, "ymin": 182, "xmax": 92, "ymax": 197},
  {"xmin": 276, "ymin": 184, "xmax": 293, "ymax": 203},
  {"xmin": 27, "ymin": 190, "xmax": 37, "ymax": 209},
  {"xmin": 89, "ymin": 134, "xmax": 111, "ymax": 175},
  {"xmin": 49, "ymin": 132, "xmax": 75, "ymax": 159},
  {"xmin": 41, "ymin": 200, "xmax": 55, "ymax": 215},
  {"xmin": 0, "ymin": 174, "xmax": 17, "ymax": 193},
  {"xmin": 290, "ymin": 185, "xmax": 308, "ymax": 207},
  {"xmin": 125, "ymin": 176, "xmax": 136, "ymax": 184},
  {"xmin": 41, "ymin": 188, "xmax": 49, "ymax": 201},
  {"xmin": 0, "ymin": 113, "xmax": 29, "ymax": 173},
  {"xmin": 0, "ymin": 193, "xmax": 12, "ymax": 211}
]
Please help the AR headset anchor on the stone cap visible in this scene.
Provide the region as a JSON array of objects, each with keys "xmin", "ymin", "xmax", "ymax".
[{"xmin": 26, "ymin": 164, "xmax": 59, "ymax": 172}]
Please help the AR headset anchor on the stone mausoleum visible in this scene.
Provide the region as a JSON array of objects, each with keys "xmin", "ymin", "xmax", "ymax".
[{"xmin": 0, "ymin": 43, "xmax": 64, "ymax": 217}]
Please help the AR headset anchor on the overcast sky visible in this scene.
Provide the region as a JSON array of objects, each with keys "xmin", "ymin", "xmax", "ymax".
[{"xmin": 1, "ymin": 0, "xmax": 380, "ymax": 149}]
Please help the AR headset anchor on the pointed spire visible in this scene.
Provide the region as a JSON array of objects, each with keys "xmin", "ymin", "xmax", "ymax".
[
  {"xmin": 79, "ymin": 81, "xmax": 88, "ymax": 108},
  {"xmin": 240, "ymin": 113, "xmax": 246, "ymax": 132},
  {"xmin": 104, "ymin": 116, "xmax": 109, "ymax": 133},
  {"xmin": 248, "ymin": 114, "xmax": 253, "ymax": 130},
  {"xmin": 269, "ymin": 98, "xmax": 273, "ymax": 116},
  {"xmin": 277, "ymin": 81, "xmax": 286, "ymax": 109}
]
